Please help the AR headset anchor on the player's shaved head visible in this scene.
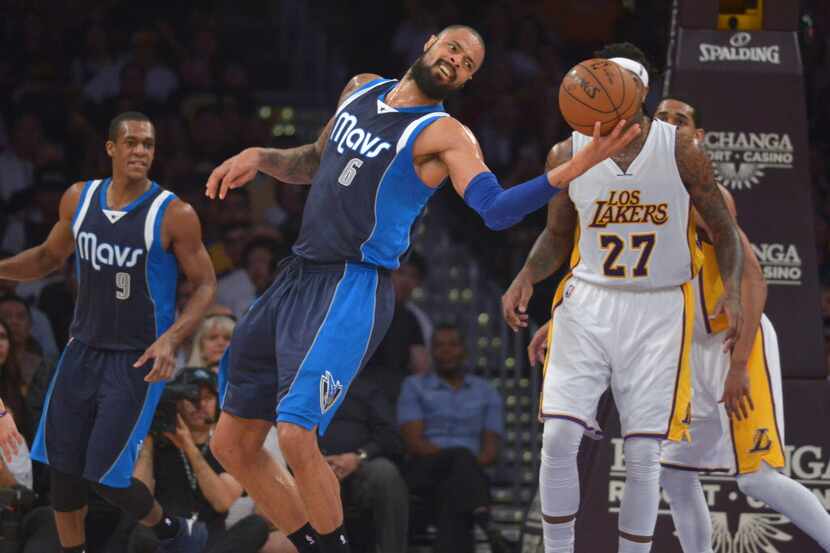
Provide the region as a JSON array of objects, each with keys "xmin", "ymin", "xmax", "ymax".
[
  {"xmin": 439, "ymin": 25, "xmax": 485, "ymax": 53},
  {"xmin": 412, "ymin": 24, "xmax": 485, "ymax": 101}
]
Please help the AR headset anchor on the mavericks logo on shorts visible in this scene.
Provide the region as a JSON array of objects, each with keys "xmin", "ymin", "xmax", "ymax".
[{"xmin": 320, "ymin": 371, "xmax": 344, "ymax": 414}]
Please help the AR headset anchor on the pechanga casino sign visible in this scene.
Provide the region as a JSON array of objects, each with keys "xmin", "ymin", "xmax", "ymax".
[{"xmin": 702, "ymin": 130, "xmax": 794, "ymax": 190}]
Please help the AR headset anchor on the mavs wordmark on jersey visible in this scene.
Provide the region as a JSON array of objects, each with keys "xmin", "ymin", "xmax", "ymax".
[
  {"xmin": 330, "ymin": 110, "xmax": 392, "ymax": 158},
  {"xmin": 76, "ymin": 231, "xmax": 144, "ymax": 270}
]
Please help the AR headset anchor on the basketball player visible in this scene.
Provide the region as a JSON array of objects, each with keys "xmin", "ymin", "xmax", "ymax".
[
  {"xmin": 0, "ymin": 112, "xmax": 217, "ymax": 553},
  {"xmin": 204, "ymin": 25, "xmax": 640, "ymax": 553},
  {"xmin": 501, "ymin": 44, "xmax": 744, "ymax": 553},
  {"xmin": 655, "ymin": 98, "xmax": 830, "ymax": 553}
]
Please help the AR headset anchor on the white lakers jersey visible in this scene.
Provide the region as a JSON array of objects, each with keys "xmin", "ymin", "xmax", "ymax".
[{"xmin": 568, "ymin": 119, "xmax": 702, "ymax": 290}]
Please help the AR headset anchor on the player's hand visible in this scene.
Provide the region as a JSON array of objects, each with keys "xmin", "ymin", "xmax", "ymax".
[
  {"xmin": 502, "ymin": 270, "xmax": 534, "ymax": 331},
  {"xmin": 576, "ymin": 120, "xmax": 642, "ymax": 171},
  {"xmin": 163, "ymin": 414, "xmax": 195, "ymax": 451},
  {"xmin": 528, "ymin": 320, "xmax": 550, "ymax": 366},
  {"xmin": 720, "ymin": 364, "xmax": 753, "ymax": 421},
  {"xmin": 0, "ymin": 412, "xmax": 24, "ymax": 463},
  {"xmin": 135, "ymin": 335, "xmax": 177, "ymax": 382},
  {"xmin": 326, "ymin": 453, "xmax": 361, "ymax": 481},
  {"xmin": 712, "ymin": 293, "xmax": 742, "ymax": 353},
  {"xmin": 205, "ymin": 147, "xmax": 262, "ymax": 200}
]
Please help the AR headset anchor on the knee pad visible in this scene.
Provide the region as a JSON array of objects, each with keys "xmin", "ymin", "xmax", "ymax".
[
  {"xmin": 736, "ymin": 465, "xmax": 771, "ymax": 500},
  {"xmin": 660, "ymin": 466, "xmax": 701, "ymax": 500},
  {"xmin": 92, "ymin": 479, "xmax": 155, "ymax": 521},
  {"xmin": 50, "ymin": 469, "xmax": 89, "ymax": 512},
  {"xmin": 624, "ymin": 438, "xmax": 661, "ymax": 483},
  {"xmin": 540, "ymin": 418, "xmax": 584, "ymax": 517}
]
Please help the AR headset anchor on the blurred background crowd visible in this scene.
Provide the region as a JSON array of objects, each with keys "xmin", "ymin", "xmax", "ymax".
[{"xmin": 1, "ymin": 1, "xmax": 829, "ymax": 552}]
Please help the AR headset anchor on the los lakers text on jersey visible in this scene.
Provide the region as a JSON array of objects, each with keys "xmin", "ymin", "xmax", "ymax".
[{"xmin": 587, "ymin": 190, "xmax": 669, "ymax": 228}]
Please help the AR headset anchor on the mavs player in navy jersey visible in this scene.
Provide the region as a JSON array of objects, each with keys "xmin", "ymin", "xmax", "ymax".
[
  {"xmin": 206, "ymin": 26, "xmax": 639, "ymax": 553},
  {"xmin": 0, "ymin": 112, "xmax": 216, "ymax": 553}
]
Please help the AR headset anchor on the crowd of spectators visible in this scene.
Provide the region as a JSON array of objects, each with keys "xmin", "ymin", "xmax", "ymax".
[{"xmin": 2, "ymin": 0, "xmax": 830, "ymax": 552}]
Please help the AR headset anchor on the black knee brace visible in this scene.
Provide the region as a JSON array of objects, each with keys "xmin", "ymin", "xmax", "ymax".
[
  {"xmin": 92, "ymin": 479, "xmax": 155, "ymax": 521},
  {"xmin": 50, "ymin": 469, "xmax": 89, "ymax": 512}
]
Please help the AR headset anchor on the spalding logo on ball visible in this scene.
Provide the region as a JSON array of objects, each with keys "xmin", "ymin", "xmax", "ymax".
[{"xmin": 558, "ymin": 58, "xmax": 644, "ymax": 136}]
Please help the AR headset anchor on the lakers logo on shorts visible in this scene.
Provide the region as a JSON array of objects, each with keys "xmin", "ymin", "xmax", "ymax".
[
  {"xmin": 749, "ymin": 428, "xmax": 773, "ymax": 454},
  {"xmin": 320, "ymin": 370, "xmax": 344, "ymax": 414}
]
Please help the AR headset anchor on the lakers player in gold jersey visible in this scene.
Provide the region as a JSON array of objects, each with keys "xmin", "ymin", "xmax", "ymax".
[
  {"xmin": 654, "ymin": 99, "xmax": 830, "ymax": 553},
  {"xmin": 501, "ymin": 44, "xmax": 744, "ymax": 553}
]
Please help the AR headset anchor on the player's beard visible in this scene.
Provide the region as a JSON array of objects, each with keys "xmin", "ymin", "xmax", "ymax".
[{"xmin": 410, "ymin": 54, "xmax": 456, "ymax": 102}]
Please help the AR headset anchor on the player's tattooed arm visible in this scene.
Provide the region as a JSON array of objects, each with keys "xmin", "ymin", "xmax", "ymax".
[
  {"xmin": 0, "ymin": 182, "xmax": 81, "ymax": 281},
  {"xmin": 206, "ymin": 73, "xmax": 382, "ymax": 198},
  {"xmin": 677, "ymin": 132, "xmax": 744, "ymax": 348},
  {"xmin": 501, "ymin": 141, "xmax": 577, "ymax": 330}
]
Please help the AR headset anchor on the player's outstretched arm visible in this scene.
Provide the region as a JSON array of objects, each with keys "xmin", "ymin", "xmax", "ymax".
[
  {"xmin": 0, "ymin": 183, "xmax": 81, "ymax": 282},
  {"xmin": 502, "ymin": 141, "xmax": 578, "ymax": 330},
  {"xmin": 136, "ymin": 200, "xmax": 217, "ymax": 382},
  {"xmin": 424, "ymin": 118, "xmax": 639, "ymax": 231},
  {"xmin": 205, "ymin": 73, "xmax": 382, "ymax": 199},
  {"xmin": 677, "ymin": 132, "xmax": 744, "ymax": 350}
]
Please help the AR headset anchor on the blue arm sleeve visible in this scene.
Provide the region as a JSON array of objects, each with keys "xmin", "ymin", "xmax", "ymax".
[{"xmin": 462, "ymin": 172, "xmax": 560, "ymax": 230}]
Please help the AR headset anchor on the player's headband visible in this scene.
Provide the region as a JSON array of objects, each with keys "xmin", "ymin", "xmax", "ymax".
[{"xmin": 610, "ymin": 57, "xmax": 649, "ymax": 88}]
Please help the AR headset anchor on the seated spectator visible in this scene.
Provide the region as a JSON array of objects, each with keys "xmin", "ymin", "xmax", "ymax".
[
  {"xmin": 187, "ymin": 314, "xmax": 236, "ymax": 372},
  {"xmin": 318, "ymin": 372, "xmax": 408, "ymax": 553},
  {"xmin": 0, "ymin": 295, "xmax": 53, "ymax": 388},
  {"xmin": 218, "ymin": 237, "xmax": 285, "ymax": 318},
  {"xmin": 393, "ymin": 251, "xmax": 433, "ymax": 351},
  {"xmin": 131, "ymin": 368, "xmax": 243, "ymax": 551},
  {"xmin": 0, "ymin": 254, "xmax": 59, "ymax": 361},
  {"xmin": 0, "ymin": 302, "xmax": 51, "ymax": 443},
  {"xmin": 397, "ymin": 323, "xmax": 507, "ymax": 553}
]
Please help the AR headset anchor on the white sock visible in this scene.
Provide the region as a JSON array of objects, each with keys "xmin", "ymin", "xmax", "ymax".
[
  {"xmin": 618, "ymin": 438, "xmax": 661, "ymax": 553},
  {"xmin": 660, "ymin": 467, "xmax": 713, "ymax": 553},
  {"xmin": 540, "ymin": 418, "xmax": 583, "ymax": 553},
  {"xmin": 543, "ymin": 520, "xmax": 575, "ymax": 553},
  {"xmin": 737, "ymin": 462, "xmax": 830, "ymax": 551}
]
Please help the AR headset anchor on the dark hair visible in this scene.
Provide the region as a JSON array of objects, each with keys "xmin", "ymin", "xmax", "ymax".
[
  {"xmin": 242, "ymin": 237, "xmax": 286, "ymax": 272},
  {"xmin": 594, "ymin": 42, "xmax": 653, "ymax": 81},
  {"xmin": 661, "ymin": 96, "xmax": 703, "ymax": 128},
  {"xmin": 433, "ymin": 322, "xmax": 465, "ymax": 343},
  {"xmin": 0, "ymin": 294, "xmax": 30, "ymax": 317},
  {"xmin": 0, "ymin": 318, "xmax": 29, "ymax": 440},
  {"xmin": 108, "ymin": 111, "xmax": 153, "ymax": 142}
]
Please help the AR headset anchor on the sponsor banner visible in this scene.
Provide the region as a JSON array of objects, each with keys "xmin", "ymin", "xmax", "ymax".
[
  {"xmin": 577, "ymin": 382, "xmax": 830, "ymax": 553},
  {"xmin": 677, "ymin": 29, "xmax": 801, "ymax": 74},
  {"xmin": 670, "ymin": 29, "xmax": 823, "ymax": 377}
]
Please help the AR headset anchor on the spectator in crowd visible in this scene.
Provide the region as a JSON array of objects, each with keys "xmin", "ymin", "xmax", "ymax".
[
  {"xmin": 0, "ymin": 257, "xmax": 59, "ymax": 361},
  {"xmin": 393, "ymin": 251, "xmax": 434, "ymax": 351},
  {"xmin": 318, "ymin": 372, "xmax": 408, "ymax": 553},
  {"xmin": 0, "ymin": 295, "xmax": 52, "ymax": 402},
  {"xmin": 0, "ymin": 112, "xmax": 41, "ymax": 207},
  {"xmin": 188, "ymin": 314, "xmax": 236, "ymax": 372},
  {"xmin": 218, "ymin": 237, "xmax": 285, "ymax": 319},
  {"xmin": 0, "ymin": 318, "xmax": 45, "ymax": 447},
  {"xmin": 208, "ymin": 192, "xmax": 253, "ymax": 277},
  {"xmin": 3, "ymin": 164, "xmax": 66, "ymax": 256},
  {"xmin": 363, "ymin": 254, "xmax": 431, "ymax": 406},
  {"xmin": 131, "ymin": 368, "xmax": 243, "ymax": 550},
  {"xmin": 37, "ymin": 256, "xmax": 77, "ymax": 351},
  {"xmin": 398, "ymin": 323, "xmax": 506, "ymax": 553}
]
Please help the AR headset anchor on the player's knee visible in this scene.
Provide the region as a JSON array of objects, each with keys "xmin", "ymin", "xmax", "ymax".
[
  {"xmin": 51, "ymin": 469, "xmax": 89, "ymax": 512},
  {"xmin": 542, "ymin": 418, "xmax": 583, "ymax": 459},
  {"xmin": 660, "ymin": 466, "xmax": 699, "ymax": 499},
  {"xmin": 624, "ymin": 438, "xmax": 661, "ymax": 483},
  {"xmin": 277, "ymin": 422, "xmax": 318, "ymax": 467},
  {"xmin": 92, "ymin": 479, "xmax": 154, "ymax": 521},
  {"xmin": 736, "ymin": 469, "xmax": 766, "ymax": 500}
]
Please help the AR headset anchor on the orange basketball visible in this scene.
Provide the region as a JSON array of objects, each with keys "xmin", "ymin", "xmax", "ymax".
[{"xmin": 558, "ymin": 58, "xmax": 640, "ymax": 136}]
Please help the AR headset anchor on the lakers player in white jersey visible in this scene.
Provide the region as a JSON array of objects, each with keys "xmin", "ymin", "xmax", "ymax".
[
  {"xmin": 502, "ymin": 44, "xmax": 744, "ymax": 553},
  {"xmin": 654, "ymin": 98, "xmax": 830, "ymax": 553}
]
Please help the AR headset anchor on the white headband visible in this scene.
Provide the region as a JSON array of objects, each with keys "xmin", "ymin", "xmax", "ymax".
[{"xmin": 610, "ymin": 57, "xmax": 649, "ymax": 87}]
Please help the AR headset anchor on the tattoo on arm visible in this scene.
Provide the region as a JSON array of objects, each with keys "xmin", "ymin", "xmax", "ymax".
[
  {"xmin": 676, "ymin": 133, "xmax": 743, "ymax": 295},
  {"xmin": 523, "ymin": 140, "xmax": 578, "ymax": 282}
]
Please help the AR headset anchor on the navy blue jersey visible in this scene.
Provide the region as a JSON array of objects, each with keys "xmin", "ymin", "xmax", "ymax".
[
  {"xmin": 293, "ymin": 79, "xmax": 448, "ymax": 269},
  {"xmin": 70, "ymin": 178, "xmax": 178, "ymax": 351}
]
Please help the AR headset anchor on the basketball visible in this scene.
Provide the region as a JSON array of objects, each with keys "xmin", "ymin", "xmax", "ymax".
[{"xmin": 558, "ymin": 58, "xmax": 640, "ymax": 136}]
